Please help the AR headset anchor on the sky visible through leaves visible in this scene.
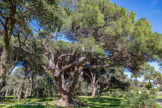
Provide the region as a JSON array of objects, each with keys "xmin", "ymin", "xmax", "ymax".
[
  {"xmin": 112, "ymin": 0, "xmax": 161, "ymax": 81},
  {"xmin": 12, "ymin": 0, "xmax": 161, "ymax": 81}
]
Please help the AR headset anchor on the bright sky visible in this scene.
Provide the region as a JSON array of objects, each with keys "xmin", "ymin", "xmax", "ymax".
[{"xmin": 111, "ymin": 0, "xmax": 162, "ymax": 34}]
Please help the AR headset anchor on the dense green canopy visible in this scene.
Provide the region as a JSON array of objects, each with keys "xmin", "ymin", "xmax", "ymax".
[{"xmin": 0, "ymin": 0, "xmax": 161, "ymax": 107}]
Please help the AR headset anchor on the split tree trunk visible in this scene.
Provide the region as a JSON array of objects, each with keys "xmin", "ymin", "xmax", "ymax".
[
  {"xmin": 52, "ymin": 67, "xmax": 82, "ymax": 107},
  {"xmin": 52, "ymin": 77, "xmax": 73, "ymax": 107},
  {"xmin": 90, "ymin": 71, "xmax": 98, "ymax": 97}
]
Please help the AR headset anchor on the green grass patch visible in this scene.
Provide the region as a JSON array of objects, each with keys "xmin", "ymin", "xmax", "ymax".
[
  {"xmin": 156, "ymin": 103, "xmax": 162, "ymax": 108},
  {"xmin": 0, "ymin": 95, "xmax": 161, "ymax": 108},
  {"xmin": 78, "ymin": 96, "xmax": 123, "ymax": 108},
  {"xmin": 157, "ymin": 95, "xmax": 162, "ymax": 99},
  {"xmin": 0, "ymin": 96, "xmax": 56, "ymax": 108}
]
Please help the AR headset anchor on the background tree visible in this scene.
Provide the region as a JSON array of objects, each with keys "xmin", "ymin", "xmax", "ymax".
[
  {"xmin": 96, "ymin": 68, "xmax": 130, "ymax": 100},
  {"xmin": 144, "ymin": 65, "xmax": 159, "ymax": 89},
  {"xmin": 83, "ymin": 68, "xmax": 107, "ymax": 97},
  {"xmin": 0, "ymin": 0, "xmax": 61, "ymax": 92}
]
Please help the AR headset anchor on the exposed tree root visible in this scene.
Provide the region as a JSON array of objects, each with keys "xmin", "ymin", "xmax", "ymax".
[{"xmin": 50, "ymin": 98, "xmax": 87, "ymax": 107}]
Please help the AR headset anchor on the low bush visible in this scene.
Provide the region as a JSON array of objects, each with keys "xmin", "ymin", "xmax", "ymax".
[
  {"xmin": 122, "ymin": 92, "xmax": 156, "ymax": 108},
  {"xmin": 109, "ymin": 91, "xmax": 124, "ymax": 98},
  {"xmin": 150, "ymin": 88, "xmax": 157, "ymax": 95}
]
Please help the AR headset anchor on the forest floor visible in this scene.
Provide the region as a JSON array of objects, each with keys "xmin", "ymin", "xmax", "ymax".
[{"xmin": 0, "ymin": 96, "xmax": 161, "ymax": 108}]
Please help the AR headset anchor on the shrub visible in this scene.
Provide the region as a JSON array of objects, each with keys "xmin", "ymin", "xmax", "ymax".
[
  {"xmin": 101, "ymin": 92, "xmax": 108, "ymax": 96},
  {"xmin": 110, "ymin": 91, "xmax": 124, "ymax": 98},
  {"xmin": 159, "ymin": 87, "xmax": 162, "ymax": 91},
  {"xmin": 145, "ymin": 84, "xmax": 151, "ymax": 90},
  {"xmin": 122, "ymin": 93, "xmax": 156, "ymax": 108},
  {"xmin": 150, "ymin": 88, "xmax": 157, "ymax": 95},
  {"xmin": 76, "ymin": 81, "xmax": 89, "ymax": 95},
  {"xmin": 112, "ymin": 92, "xmax": 118, "ymax": 97},
  {"xmin": 157, "ymin": 87, "xmax": 160, "ymax": 91}
]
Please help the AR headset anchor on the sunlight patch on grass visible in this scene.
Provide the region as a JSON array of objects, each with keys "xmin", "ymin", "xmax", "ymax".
[{"xmin": 78, "ymin": 96, "xmax": 122, "ymax": 108}]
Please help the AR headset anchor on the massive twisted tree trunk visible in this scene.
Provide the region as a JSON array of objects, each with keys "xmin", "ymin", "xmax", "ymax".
[
  {"xmin": 52, "ymin": 66, "xmax": 82, "ymax": 106},
  {"xmin": 41, "ymin": 45, "xmax": 93, "ymax": 106},
  {"xmin": 42, "ymin": 41, "xmax": 117, "ymax": 106}
]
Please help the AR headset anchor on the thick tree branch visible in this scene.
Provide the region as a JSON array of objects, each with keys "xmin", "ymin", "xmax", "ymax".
[
  {"xmin": 68, "ymin": 66, "xmax": 82, "ymax": 95},
  {"xmin": 92, "ymin": 56, "xmax": 111, "ymax": 60},
  {"xmin": 8, "ymin": 55, "xmax": 18, "ymax": 75},
  {"xmin": 12, "ymin": 44, "xmax": 33, "ymax": 54},
  {"xmin": 85, "ymin": 73, "xmax": 92, "ymax": 82},
  {"xmin": 58, "ymin": 51, "xmax": 75, "ymax": 61},
  {"xmin": 96, "ymin": 23, "xmax": 112, "ymax": 30},
  {"xmin": 84, "ymin": 63, "xmax": 117, "ymax": 69},
  {"xmin": 59, "ymin": 51, "xmax": 93, "ymax": 77}
]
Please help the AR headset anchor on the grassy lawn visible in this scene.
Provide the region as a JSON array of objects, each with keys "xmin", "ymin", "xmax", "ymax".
[
  {"xmin": 157, "ymin": 95, "xmax": 162, "ymax": 99},
  {"xmin": 0, "ymin": 96, "xmax": 122, "ymax": 108},
  {"xmin": 0, "ymin": 96, "xmax": 161, "ymax": 108},
  {"xmin": 156, "ymin": 104, "xmax": 162, "ymax": 108},
  {"xmin": 0, "ymin": 96, "xmax": 55, "ymax": 108},
  {"xmin": 78, "ymin": 96, "xmax": 122, "ymax": 108}
]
